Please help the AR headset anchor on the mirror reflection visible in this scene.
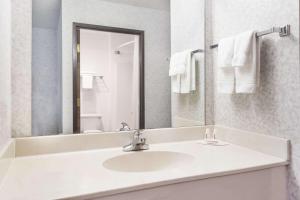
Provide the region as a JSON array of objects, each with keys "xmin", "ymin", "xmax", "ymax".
[
  {"xmin": 76, "ymin": 27, "xmax": 143, "ymax": 133},
  {"xmin": 30, "ymin": 0, "xmax": 205, "ymax": 137}
]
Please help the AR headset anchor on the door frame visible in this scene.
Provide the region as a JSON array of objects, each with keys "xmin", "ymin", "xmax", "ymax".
[{"xmin": 72, "ymin": 22, "xmax": 145, "ymax": 133}]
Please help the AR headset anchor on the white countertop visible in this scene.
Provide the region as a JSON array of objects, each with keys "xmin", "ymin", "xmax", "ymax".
[{"xmin": 0, "ymin": 140, "xmax": 287, "ymax": 200}]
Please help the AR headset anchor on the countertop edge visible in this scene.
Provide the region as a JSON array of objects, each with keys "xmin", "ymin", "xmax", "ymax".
[{"xmin": 61, "ymin": 161, "xmax": 288, "ymax": 200}]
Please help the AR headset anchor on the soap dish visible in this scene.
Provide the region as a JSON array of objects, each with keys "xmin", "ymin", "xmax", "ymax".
[{"xmin": 198, "ymin": 140, "xmax": 229, "ymax": 146}]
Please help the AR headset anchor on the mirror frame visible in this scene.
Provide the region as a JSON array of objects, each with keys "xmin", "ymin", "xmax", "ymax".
[{"xmin": 72, "ymin": 23, "xmax": 145, "ymax": 133}]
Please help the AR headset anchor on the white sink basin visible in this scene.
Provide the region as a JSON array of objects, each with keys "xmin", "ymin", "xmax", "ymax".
[{"xmin": 103, "ymin": 151, "xmax": 194, "ymax": 172}]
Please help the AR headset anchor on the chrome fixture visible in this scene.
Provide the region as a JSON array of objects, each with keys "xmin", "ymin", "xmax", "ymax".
[
  {"xmin": 120, "ymin": 122, "xmax": 131, "ymax": 131},
  {"xmin": 123, "ymin": 129, "xmax": 149, "ymax": 152},
  {"xmin": 114, "ymin": 40, "xmax": 135, "ymax": 55},
  {"xmin": 191, "ymin": 49, "xmax": 205, "ymax": 55},
  {"xmin": 210, "ymin": 24, "xmax": 291, "ymax": 49},
  {"xmin": 114, "ymin": 50, "xmax": 121, "ymax": 55},
  {"xmin": 166, "ymin": 48, "xmax": 204, "ymax": 61}
]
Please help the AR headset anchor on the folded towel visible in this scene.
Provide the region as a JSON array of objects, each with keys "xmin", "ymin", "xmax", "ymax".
[
  {"xmin": 171, "ymin": 75, "xmax": 181, "ymax": 93},
  {"xmin": 81, "ymin": 74, "xmax": 94, "ymax": 89},
  {"xmin": 180, "ymin": 50, "xmax": 196, "ymax": 93},
  {"xmin": 218, "ymin": 37, "xmax": 235, "ymax": 68},
  {"xmin": 217, "ymin": 37, "xmax": 235, "ymax": 93},
  {"xmin": 169, "ymin": 51, "xmax": 189, "ymax": 76},
  {"xmin": 191, "ymin": 53, "xmax": 197, "ymax": 91},
  {"xmin": 170, "ymin": 50, "xmax": 196, "ymax": 93},
  {"xmin": 234, "ymin": 31, "xmax": 260, "ymax": 93},
  {"xmin": 232, "ymin": 31, "xmax": 255, "ymax": 67},
  {"xmin": 217, "ymin": 67, "xmax": 235, "ymax": 94}
]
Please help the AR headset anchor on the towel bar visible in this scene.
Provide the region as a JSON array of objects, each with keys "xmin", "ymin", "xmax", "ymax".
[
  {"xmin": 210, "ymin": 24, "xmax": 290, "ymax": 49},
  {"xmin": 167, "ymin": 49, "xmax": 204, "ymax": 61}
]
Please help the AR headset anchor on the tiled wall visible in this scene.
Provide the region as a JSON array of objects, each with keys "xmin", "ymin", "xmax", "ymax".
[
  {"xmin": 209, "ymin": 0, "xmax": 300, "ymax": 199},
  {"xmin": 61, "ymin": 0, "xmax": 171, "ymax": 132},
  {"xmin": 0, "ymin": 0, "xmax": 11, "ymax": 149}
]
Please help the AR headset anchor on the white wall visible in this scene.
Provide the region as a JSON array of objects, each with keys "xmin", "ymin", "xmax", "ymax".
[
  {"xmin": 80, "ymin": 30, "xmax": 111, "ymax": 131},
  {"xmin": 80, "ymin": 30, "xmax": 139, "ymax": 131},
  {"xmin": 32, "ymin": 28, "xmax": 61, "ymax": 136},
  {"xmin": 31, "ymin": 0, "xmax": 62, "ymax": 136},
  {"xmin": 208, "ymin": 0, "xmax": 300, "ymax": 199},
  {"xmin": 0, "ymin": 0, "xmax": 11, "ymax": 148},
  {"xmin": 62, "ymin": 0, "xmax": 171, "ymax": 132},
  {"xmin": 170, "ymin": 0, "xmax": 206, "ymax": 127},
  {"xmin": 99, "ymin": 0, "xmax": 170, "ymax": 11},
  {"xmin": 11, "ymin": 0, "xmax": 32, "ymax": 137},
  {"xmin": 111, "ymin": 34, "xmax": 138, "ymax": 130}
]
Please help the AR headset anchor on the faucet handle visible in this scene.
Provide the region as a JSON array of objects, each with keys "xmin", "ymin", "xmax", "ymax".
[
  {"xmin": 133, "ymin": 129, "xmax": 146, "ymax": 143},
  {"xmin": 120, "ymin": 122, "xmax": 131, "ymax": 131},
  {"xmin": 133, "ymin": 129, "xmax": 144, "ymax": 136}
]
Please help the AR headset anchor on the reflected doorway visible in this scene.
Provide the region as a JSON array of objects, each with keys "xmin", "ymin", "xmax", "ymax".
[{"xmin": 73, "ymin": 23, "xmax": 145, "ymax": 133}]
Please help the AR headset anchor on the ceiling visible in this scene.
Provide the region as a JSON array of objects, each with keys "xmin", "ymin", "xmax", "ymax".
[
  {"xmin": 32, "ymin": 0, "xmax": 61, "ymax": 29},
  {"xmin": 32, "ymin": 0, "xmax": 170, "ymax": 29}
]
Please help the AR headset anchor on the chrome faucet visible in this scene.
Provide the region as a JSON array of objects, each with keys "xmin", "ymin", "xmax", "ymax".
[
  {"xmin": 120, "ymin": 122, "xmax": 131, "ymax": 131},
  {"xmin": 123, "ymin": 129, "xmax": 149, "ymax": 152}
]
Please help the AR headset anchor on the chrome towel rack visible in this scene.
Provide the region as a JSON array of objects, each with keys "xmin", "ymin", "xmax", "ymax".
[
  {"xmin": 167, "ymin": 49, "xmax": 204, "ymax": 61},
  {"xmin": 210, "ymin": 24, "xmax": 291, "ymax": 49},
  {"xmin": 191, "ymin": 49, "xmax": 205, "ymax": 55}
]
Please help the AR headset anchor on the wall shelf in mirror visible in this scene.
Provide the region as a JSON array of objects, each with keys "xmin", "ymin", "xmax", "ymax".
[{"xmin": 80, "ymin": 114, "xmax": 102, "ymax": 118}]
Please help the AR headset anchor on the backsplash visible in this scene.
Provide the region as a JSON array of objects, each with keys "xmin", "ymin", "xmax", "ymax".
[{"xmin": 208, "ymin": 0, "xmax": 300, "ymax": 199}]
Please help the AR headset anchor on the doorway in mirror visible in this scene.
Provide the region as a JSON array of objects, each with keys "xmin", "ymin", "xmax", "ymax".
[{"xmin": 73, "ymin": 23, "xmax": 145, "ymax": 133}]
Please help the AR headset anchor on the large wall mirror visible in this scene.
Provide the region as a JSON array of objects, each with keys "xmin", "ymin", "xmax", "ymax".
[{"xmin": 29, "ymin": 0, "xmax": 206, "ymax": 137}]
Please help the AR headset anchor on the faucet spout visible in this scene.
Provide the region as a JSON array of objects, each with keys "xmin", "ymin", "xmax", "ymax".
[{"xmin": 123, "ymin": 130, "xmax": 149, "ymax": 152}]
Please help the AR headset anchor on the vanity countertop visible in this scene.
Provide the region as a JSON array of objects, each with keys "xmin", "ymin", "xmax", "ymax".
[{"xmin": 0, "ymin": 140, "xmax": 288, "ymax": 200}]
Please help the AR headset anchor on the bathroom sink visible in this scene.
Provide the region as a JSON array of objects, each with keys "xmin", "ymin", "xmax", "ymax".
[{"xmin": 103, "ymin": 151, "xmax": 194, "ymax": 172}]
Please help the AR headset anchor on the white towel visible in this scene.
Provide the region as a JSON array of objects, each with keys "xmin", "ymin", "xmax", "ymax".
[
  {"xmin": 218, "ymin": 37, "xmax": 235, "ymax": 68},
  {"xmin": 170, "ymin": 50, "xmax": 196, "ymax": 93},
  {"xmin": 169, "ymin": 51, "xmax": 189, "ymax": 76},
  {"xmin": 232, "ymin": 31, "xmax": 255, "ymax": 67},
  {"xmin": 81, "ymin": 74, "xmax": 94, "ymax": 89},
  {"xmin": 234, "ymin": 31, "xmax": 260, "ymax": 93},
  {"xmin": 217, "ymin": 37, "xmax": 235, "ymax": 94},
  {"xmin": 217, "ymin": 68, "xmax": 235, "ymax": 94},
  {"xmin": 180, "ymin": 50, "xmax": 196, "ymax": 93},
  {"xmin": 171, "ymin": 75, "xmax": 181, "ymax": 93}
]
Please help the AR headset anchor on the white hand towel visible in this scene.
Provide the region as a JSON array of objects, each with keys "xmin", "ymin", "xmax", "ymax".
[
  {"xmin": 218, "ymin": 37, "xmax": 235, "ymax": 68},
  {"xmin": 190, "ymin": 52, "xmax": 197, "ymax": 91},
  {"xmin": 178, "ymin": 50, "xmax": 196, "ymax": 93},
  {"xmin": 171, "ymin": 75, "xmax": 181, "ymax": 93},
  {"xmin": 234, "ymin": 31, "xmax": 260, "ymax": 93},
  {"xmin": 169, "ymin": 51, "xmax": 189, "ymax": 76},
  {"xmin": 232, "ymin": 30, "xmax": 255, "ymax": 67},
  {"xmin": 217, "ymin": 37, "xmax": 235, "ymax": 93},
  {"xmin": 217, "ymin": 68, "xmax": 235, "ymax": 94},
  {"xmin": 82, "ymin": 74, "xmax": 94, "ymax": 89},
  {"xmin": 170, "ymin": 50, "xmax": 195, "ymax": 93}
]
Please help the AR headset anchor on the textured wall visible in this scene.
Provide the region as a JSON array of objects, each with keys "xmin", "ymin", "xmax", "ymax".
[
  {"xmin": 170, "ymin": 0, "xmax": 206, "ymax": 127},
  {"xmin": 210, "ymin": 0, "xmax": 300, "ymax": 199},
  {"xmin": 11, "ymin": 0, "xmax": 32, "ymax": 137},
  {"xmin": 32, "ymin": 28, "xmax": 61, "ymax": 136},
  {"xmin": 57, "ymin": 12, "xmax": 63, "ymax": 135},
  {"xmin": 0, "ymin": 0, "xmax": 11, "ymax": 148},
  {"xmin": 61, "ymin": 0, "xmax": 171, "ymax": 132}
]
